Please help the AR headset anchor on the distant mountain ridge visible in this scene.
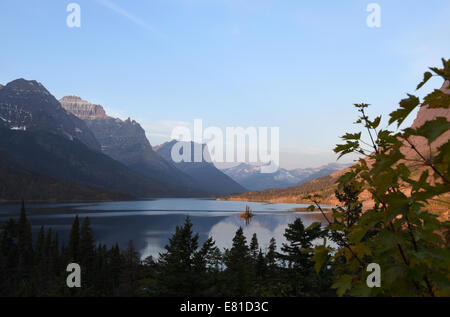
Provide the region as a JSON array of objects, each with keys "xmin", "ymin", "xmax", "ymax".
[
  {"xmin": 0, "ymin": 79, "xmax": 204, "ymax": 201},
  {"xmin": 222, "ymin": 162, "xmax": 351, "ymax": 191},
  {"xmin": 60, "ymin": 96, "xmax": 212, "ymax": 195},
  {"xmin": 155, "ymin": 140, "xmax": 247, "ymax": 195}
]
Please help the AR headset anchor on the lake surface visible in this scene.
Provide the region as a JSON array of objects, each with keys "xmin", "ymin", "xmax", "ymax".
[{"xmin": 0, "ymin": 199, "xmax": 328, "ymax": 259}]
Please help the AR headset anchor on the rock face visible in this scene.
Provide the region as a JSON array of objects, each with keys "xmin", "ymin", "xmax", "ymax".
[
  {"xmin": 155, "ymin": 140, "xmax": 247, "ymax": 195},
  {"xmin": 0, "ymin": 79, "xmax": 100, "ymax": 151},
  {"xmin": 404, "ymin": 80, "xmax": 450, "ymax": 160},
  {"xmin": 59, "ymin": 96, "xmax": 107, "ymax": 120},
  {"xmin": 60, "ymin": 95, "xmax": 159, "ymax": 167},
  {"xmin": 60, "ymin": 96, "xmax": 205, "ymax": 195}
]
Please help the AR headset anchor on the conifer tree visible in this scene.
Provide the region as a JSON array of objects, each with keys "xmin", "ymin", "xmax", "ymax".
[
  {"xmin": 68, "ymin": 215, "xmax": 80, "ymax": 263},
  {"xmin": 119, "ymin": 240, "xmax": 140, "ymax": 296},
  {"xmin": 109, "ymin": 242, "xmax": 122, "ymax": 294},
  {"xmin": 80, "ymin": 217, "xmax": 95, "ymax": 287},
  {"xmin": 0, "ymin": 218, "xmax": 18, "ymax": 295},
  {"xmin": 223, "ymin": 227, "xmax": 252, "ymax": 296},
  {"xmin": 17, "ymin": 200, "xmax": 33, "ymax": 284},
  {"xmin": 266, "ymin": 237, "xmax": 277, "ymax": 270},
  {"xmin": 192, "ymin": 237, "xmax": 221, "ymax": 295},
  {"xmin": 249, "ymin": 233, "xmax": 259, "ymax": 263},
  {"xmin": 280, "ymin": 218, "xmax": 326, "ymax": 296},
  {"xmin": 157, "ymin": 217, "xmax": 199, "ymax": 296}
]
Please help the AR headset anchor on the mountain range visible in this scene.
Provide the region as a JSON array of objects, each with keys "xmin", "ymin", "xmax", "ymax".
[
  {"xmin": 0, "ymin": 77, "xmax": 376, "ymax": 202},
  {"xmin": 59, "ymin": 95, "xmax": 202, "ymax": 195},
  {"xmin": 0, "ymin": 79, "xmax": 99, "ymax": 150},
  {"xmin": 0, "ymin": 78, "xmax": 247, "ymax": 201},
  {"xmin": 221, "ymin": 162, "xmax": 351, "ymax": 191},
  {"xmin": 155, "ymin": 140, "xmax": 247, "ymax": 195},
  {"xmin": 60, "ymin": 95, "xmax": 245, "ymax": 196}
]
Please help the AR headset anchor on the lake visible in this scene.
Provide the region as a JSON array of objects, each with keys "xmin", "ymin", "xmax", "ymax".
[{"xmin": 0, "ymin": 198, "xmax": 328, "ymax": 259}]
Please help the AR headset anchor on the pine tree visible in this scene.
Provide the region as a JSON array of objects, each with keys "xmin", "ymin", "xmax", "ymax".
[
  {"xmin": 119, "ymin": 240, "xmax": 140, "ymax": 296},
  {"xmin": 80, "ymin": 217, "xmax": 95, "ymax": 287},
  {"xmin": 34, "ymin": 226, "xmax": 47, "ymax": 293},
  {"xmin": 68, "ymin": 215, "xmax": 80, "ymax": 263},
  {"xmin": 17, "ymin": 200, "xmax": 33, "ymax": 286},
  {"xmin": 157, "ymin": 217, "xmax": 200, "ymax": 296},
  {"xmin": 280, "ymin": 218, "xmax": 326, "ymax": 296},
  {"xmin": 249, "ymin": 233, "xmax": 259, "ymax": 262},
  {"xmin": 49, "ymin": 230, "xmax": 60, "ymax": 277},
  {"xmin": 266, "ymin": 237, "xmax": 277, "ymax": 270},
  {"xmin": 223, "ymin": 227, "xmax": 252, "ymax": 296},
  {"xmin": 0, "ymin": 219, "xmax": 18, "ymax": 295},
  {"xmin": 35, "ymin": 226, "xmax": 45, "ymax": 262},
  {"xmin": 255, "ymin": 249, "xmax": 266, "ymax": 277},
  {"xmin": 192, "ymin": 237, "xmax": 222, "ymax": 295},
  {"xmin": 109, "ymin": 242, "xmax": 122, "ymax": 294}
]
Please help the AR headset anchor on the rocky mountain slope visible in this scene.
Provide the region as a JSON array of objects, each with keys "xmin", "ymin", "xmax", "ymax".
[
  {"xmin": 0, "ymin": 127, "xmax": 173, "ymax": 198},
  {"xmin": 222, "ymin": 162, "xmax": 350, "ymax": 191},
  {"xmin": 60, "ymin": 96, "xmax": 209, "ymax": 195},
  {"xmin": 0, "ymin": 79, "xmax": 100, "ymax": 150},
  {"xmin": 0, "ymin": 80, "xmax": 205, "ymax": 201},
  {"xmin": 155, "ymin": 140, "xmax": 247, "ymax": 195}
]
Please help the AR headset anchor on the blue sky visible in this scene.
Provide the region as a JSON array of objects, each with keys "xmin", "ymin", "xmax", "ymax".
[{"xmin": 1, "ymin": 0, "xmax": 449, "ymax": 168}]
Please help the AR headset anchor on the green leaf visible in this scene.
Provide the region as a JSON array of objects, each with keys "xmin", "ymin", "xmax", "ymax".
[
  {"xmin": 423, "ymin": 89, "xmax": 450, "ymax": 109},
  {"xmin": 389, "ymin": 94, "xmax": 420, "ymax": 127},
  {"xmin": 334, "ymin": 141, "xmax": 359, "ymax": 159},
  {"xmin": 416, "ymin": 71, "xmax": 433, "ymax": 90},
  {"xmin": 348, "ymin": 227, "xmax": 369, "ymax": 244},
  {"xmin": 342, "ymin": 132, "xmax": 362, "ymax": 140},
  {"xmin": 312, "ymin": 245, "xmax": 330, "ymax": 274},
  {"xmin": 430, "ymin": 58, "xmax": 450, "ymax": 81},
  {"xmin": 332, "ymin": 274, "xmax": 353, "ymax": 297},
  {"xmin": 371, "ymin": 116, "xmax": 381, "ymax": 129},
  {"xmin": 412, "ymin": 117, "xmax": 450, "ymax": 143},
  {"xmin": 307, "ymin": 222, "xmax": 321, "ymax": 230}
]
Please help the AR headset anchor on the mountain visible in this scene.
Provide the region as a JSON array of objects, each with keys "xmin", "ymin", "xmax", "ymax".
[
  {"xmin": 0, "ymin": 155, "xmax": 132, "ymax": 202},
  {"xmin": 222, "ymin": 163, "xmax": 350, "ymax": 191},
  {"xmin": 0, "ymin": 79, "xmax": 198, "ymax": 201},
  {"xmin": 155, "ymin": 140, "xmax": 247, "ymax": 195},
  {"xmin": 59, "ymin": 95, "xmax": 108, "ymax": 120},
  {"xmin": 0, "ymin": 127, "xmax": 173, "ymax": 199},
  {"xmin": 60, "ymin": 96, "xmax": 207, "ymax": 195},
  {"xmin": 0, "ymin": 79, "xmax": 100, "ymax": 150},
  {"xmin": 221, "ymin": 80, "xmax": 450, "ymax": 213}
]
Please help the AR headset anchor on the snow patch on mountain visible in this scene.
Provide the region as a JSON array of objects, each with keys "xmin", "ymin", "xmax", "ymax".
[{"xmin": 222, "ymin": 162, "xmax": 351, "ymax": 191}]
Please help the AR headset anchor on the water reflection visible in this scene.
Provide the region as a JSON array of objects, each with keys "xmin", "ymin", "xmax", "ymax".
[{"xmin": 0, "ymin": 199, "xmax": 329, "ymax": 260}]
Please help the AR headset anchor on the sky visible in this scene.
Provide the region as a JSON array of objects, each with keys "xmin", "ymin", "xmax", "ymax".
[{"xmin": 0, "ymin": 0, "xmax": 449, "ymax": 169}]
